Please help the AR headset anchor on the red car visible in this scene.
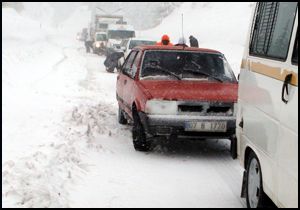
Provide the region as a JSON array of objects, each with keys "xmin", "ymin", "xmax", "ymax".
[{"xmin": 116, "ymin": 45, "xmax": 238, "ymax": 157}]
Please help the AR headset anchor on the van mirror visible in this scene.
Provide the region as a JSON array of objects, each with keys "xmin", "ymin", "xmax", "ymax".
[{"xmin": 237, "ymin": 73, "xmax": 240, "ymax": 81}]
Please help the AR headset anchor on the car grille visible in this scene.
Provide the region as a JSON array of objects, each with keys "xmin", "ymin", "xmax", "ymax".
[{"xmin": 178, "ymin": 102, "xmax": 233, "ymax": 116}]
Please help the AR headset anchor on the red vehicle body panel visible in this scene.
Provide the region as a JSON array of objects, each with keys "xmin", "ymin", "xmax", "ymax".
[
  {"xmin": 116, "ymin": 46, "xmax": 238, "ymax": 118},
  {"xmin": 138, "ymin": 80, "xmax": 238, "ymax": 102}
]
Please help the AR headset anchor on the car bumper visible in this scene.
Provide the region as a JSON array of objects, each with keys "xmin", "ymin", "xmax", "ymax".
[{"xmin": 138, "ymin": 112, "xmax": 236, "ymax": 139}]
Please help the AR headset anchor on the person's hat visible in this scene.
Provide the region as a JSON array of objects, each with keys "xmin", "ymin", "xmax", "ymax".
[{"xmin": 162, "ymin": 34, "xmax": 170, "ymax": 41}]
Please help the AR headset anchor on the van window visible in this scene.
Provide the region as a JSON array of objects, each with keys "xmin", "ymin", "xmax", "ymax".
[
  {"xmin": 292, "ymin": 29, "xmax": 298, "ymax": 65},
  {"xmin": 250, "ymin": 2, "xmax": 298, "ymax": 60}
]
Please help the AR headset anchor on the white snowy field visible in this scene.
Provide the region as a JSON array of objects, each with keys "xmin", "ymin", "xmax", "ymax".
[{"xmin": 2, "ymin": 3, "xmax": 253, "ymax": 207}]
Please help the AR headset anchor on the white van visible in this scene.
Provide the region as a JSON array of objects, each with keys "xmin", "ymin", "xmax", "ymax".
[{"xmin": 237, "ymin": 2, "xmax": 298, "ymax": 208}]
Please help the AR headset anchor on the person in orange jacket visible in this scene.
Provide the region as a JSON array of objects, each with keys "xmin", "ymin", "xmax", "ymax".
[{"xmin": 156, "ymin": 34, "xmax": 173, "ymax": 46}]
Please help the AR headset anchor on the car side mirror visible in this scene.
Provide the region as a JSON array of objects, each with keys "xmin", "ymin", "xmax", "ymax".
[{"xmin": 237, "ymin": 73, "xmax": 240, "ymax": 81}]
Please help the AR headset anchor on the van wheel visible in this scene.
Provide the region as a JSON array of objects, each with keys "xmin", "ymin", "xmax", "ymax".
[
  {"xmin": 132, "ymin": 111, "xmax": 151, "ymax": 152},
  {"xmin": 246, "ymin": 152, "xmax": 268, "ymax": 208},
  {"xmin": 118, "ymin": 106, "xmax": 127, "ymax": 125}
]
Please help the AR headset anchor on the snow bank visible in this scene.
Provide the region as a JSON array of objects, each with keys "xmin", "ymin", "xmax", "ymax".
[
  {"xmin": 2, "ymin": 8, "xmax": 54, "ymax": 42},
  {"xmin": 21, "ymin": 2, "xmax": 54, "ymax": 28},
  {"xmin": 140, "ymin": 2, "xmax": 255, "ymax": 75},
  {"xmin": 2, "ymin": 7, "xmax": 86, "ymax": 207}
]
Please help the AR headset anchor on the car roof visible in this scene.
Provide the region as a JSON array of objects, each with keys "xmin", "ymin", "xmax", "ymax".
[{"xmin": 134, "ymin": 45, "xmax": 222, "ymax": 54}]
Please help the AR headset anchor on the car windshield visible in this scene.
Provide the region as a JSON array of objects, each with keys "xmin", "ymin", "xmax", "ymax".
[
  {"xmin": 140, "ymin": 50, "xmax": 237, "ymax": 82},
  {"xmin": 108, "ymin": 30, "xmax": 135, "ymax": 39},
  {"xmin": 129, "ymin": 40, "xmax": 156, "ymax": 49},
  {"xmin": 96, "ymin": 34, "xmax": 107, "ymax": 41}
]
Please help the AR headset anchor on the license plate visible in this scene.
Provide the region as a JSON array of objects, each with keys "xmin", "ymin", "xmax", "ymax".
[{"xmin": 184, "ymin": 121, "xmax": 227, "ymax": 132}]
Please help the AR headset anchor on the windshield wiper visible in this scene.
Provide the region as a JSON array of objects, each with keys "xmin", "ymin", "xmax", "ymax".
[
  {"xmin": 183, "ymin": 68, "xmax": 223, "ymax": 82},
  {"xmin": 150, "ymin": 66, "xmax": 181, "ymax": 80},
  {"xmin": 183, "ymin": 61, "xmax": 223, "ymax": 82}
]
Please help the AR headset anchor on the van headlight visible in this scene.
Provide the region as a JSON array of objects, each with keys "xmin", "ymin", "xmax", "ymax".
[{"xmin": 145, "ymin": 100, "xmax": 178, "ymax": 115}]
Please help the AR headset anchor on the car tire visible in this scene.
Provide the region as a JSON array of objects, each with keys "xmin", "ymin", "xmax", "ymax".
[
  {"xmin": 246, "ymin": 152, "xmax": 269, "ymax": 208},
  {"xmin": 118, "ymin": 106, "xmax": 127, "ymax": 125},
  {"xmin": 230, "ymin": 136, "xmax": 237, "ymax": 159},
  {"xmin": 132, "ymin": 110, "xmax": 151, "ymax": 152}
]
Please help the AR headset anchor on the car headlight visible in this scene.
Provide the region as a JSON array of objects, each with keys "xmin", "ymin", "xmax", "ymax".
[
  {"xmin": 96, "ymin": 42, "xmax": 100, "ymax": 48},
  {"xmin": 145, "ymin": 100, "xmax": 178, "ymax": 115}
]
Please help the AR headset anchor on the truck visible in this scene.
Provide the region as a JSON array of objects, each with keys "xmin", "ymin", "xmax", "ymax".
[
  {"xmin": 91, "ymin": 15, "xmax": 128, "ymax": 54},
  {"xmin": 106, "ymin": 23, "xmax": 135, "ymax": 50}
]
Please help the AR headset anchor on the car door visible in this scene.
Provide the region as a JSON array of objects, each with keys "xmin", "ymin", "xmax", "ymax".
[
  {"xmin": 117, "ymin": 51, "xmax": 138, "ymax": 114},
  {"xmin": 122, "ymin": 50, "xmax": 142, "ymax": 117}
]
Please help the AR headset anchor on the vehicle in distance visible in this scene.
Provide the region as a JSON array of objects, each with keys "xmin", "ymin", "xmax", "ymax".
[
  {"xmin": 92, "ymin": 32, "xmax": 108, "ymax": 55},
  {"xmin": 118, "ymin": 38, "xmax": 157, "ymax": 68}
]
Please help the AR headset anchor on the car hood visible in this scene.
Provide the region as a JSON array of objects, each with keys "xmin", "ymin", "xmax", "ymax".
[{"xmin": 138, "ymin": 80, "xmax": 238, "ymax": 102}]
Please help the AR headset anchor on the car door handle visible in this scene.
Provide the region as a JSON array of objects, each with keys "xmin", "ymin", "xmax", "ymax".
[{"xmin": 281, "ymin": 73, "xmax": 293, "ymax": 104}]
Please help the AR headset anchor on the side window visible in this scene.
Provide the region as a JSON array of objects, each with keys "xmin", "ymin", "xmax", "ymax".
[
  {"xmin": 131, "ymin": 51, "xmax": 142, "ymax": 78},
  {"xmin": 292, "ymin": 29, "xmax": 298, "ymax": 65},
  {"xmin": 250, "ymin": 2, "xmax": 298, "ymax": 60},
  {"xmin": 122, "ymin": 51, "xmax": 138, "ymax": 78}
]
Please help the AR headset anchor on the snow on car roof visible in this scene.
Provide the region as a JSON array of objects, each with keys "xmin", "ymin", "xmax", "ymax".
[{"xmin": 135, "ymin": 45, "xmax": 222, "ymax": 54}]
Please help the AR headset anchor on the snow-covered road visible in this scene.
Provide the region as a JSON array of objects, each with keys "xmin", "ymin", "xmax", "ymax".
[{"xmin": 3, "ymin": 40, "xmax": 246, "ymax": 208}]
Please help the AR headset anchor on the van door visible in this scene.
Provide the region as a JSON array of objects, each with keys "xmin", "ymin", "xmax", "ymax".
[
  {"xmin": 277, "ymin": 26, "xmax": 298, "ymax": 207},
  {"xmin": 242, "ymin": 3, "xmax": 298, "ymax": 206}
]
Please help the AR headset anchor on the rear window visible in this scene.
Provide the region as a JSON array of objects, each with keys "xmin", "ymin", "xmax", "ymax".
[
  {"xmin": 129, "ymin": 40, "xmax": 156, "ymax": 49},
  {"xmin": 140, "ymin": 50, "xmax": 236, "ymax": 83}
]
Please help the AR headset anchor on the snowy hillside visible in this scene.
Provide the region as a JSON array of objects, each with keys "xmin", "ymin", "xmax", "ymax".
[
  {"xmin": 140, "ymin": 2, "xmax": 255, "ymax": 75},
  {"xmin": 2, "ymin": 3, "xmax": 254, "ymax": 208}
]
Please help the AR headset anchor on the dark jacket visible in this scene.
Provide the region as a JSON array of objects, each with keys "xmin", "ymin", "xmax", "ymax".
[{"xmin": 189, "ymin": 36, "xmax": 199, "ymax": 48}]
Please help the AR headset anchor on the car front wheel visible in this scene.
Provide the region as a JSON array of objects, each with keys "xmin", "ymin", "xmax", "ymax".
[
  {"xmin": 118, "ymin": 106, "xmax": 127, "ymax": 125},
  {"xmin": 132, "ymin": 111, "xmax": 151, "ymax": 152}
]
